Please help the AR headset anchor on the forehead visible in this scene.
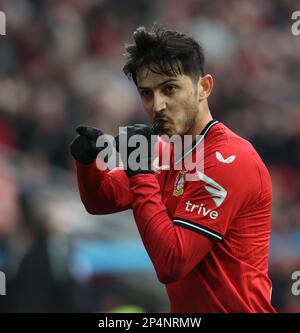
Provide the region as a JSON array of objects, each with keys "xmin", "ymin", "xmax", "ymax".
[{"xmin": 136, "ymin": 66, "xmax": 188, "ymax": 88}]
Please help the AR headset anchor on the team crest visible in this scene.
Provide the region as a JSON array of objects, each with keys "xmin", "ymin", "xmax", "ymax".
[{"xmin": 173, "ymin": 171, "xmax": 186, "ymax": 196}]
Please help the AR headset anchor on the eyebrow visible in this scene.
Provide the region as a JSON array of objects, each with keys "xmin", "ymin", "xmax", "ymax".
[{"xmin": 137, "ymin": 78, "xmax": 179, "ymax": 91}]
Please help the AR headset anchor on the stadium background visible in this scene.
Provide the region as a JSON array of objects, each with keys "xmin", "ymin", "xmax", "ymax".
[{"xmin": 0, "ymin": 0, "xmax": 299, "ymax": 312}]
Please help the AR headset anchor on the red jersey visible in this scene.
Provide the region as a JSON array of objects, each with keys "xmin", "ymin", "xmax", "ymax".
[{"xmin": 76, "ymin": 120, "xmax": 275, "ymax": 313}]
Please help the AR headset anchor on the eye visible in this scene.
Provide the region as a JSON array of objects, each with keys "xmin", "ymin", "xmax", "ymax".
[
  {"xmin": 140, "ymin": 89, "xmax": 152, "ymax": 98},
  {"xmin": 163, "ymin": 85, "xmax": 176, "ymax": 94}
]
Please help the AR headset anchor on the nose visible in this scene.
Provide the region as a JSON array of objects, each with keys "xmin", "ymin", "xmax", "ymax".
[{"xmin": 152, "ymin": 93, "xmax": 166, "ymax": 114}]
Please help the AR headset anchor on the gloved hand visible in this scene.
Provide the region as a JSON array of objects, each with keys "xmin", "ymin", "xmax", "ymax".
[
  {"xmin": 70, "ymin": 126, "xmax": 104, "ymax": 164},
  {"xmin": 115, "ymin": 124, "xmax": 157, "ymax": 178}
]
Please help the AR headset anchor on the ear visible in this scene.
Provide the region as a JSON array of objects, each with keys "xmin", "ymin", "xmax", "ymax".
[{"xmin": 198, "ymin": 74, "xmax": 213, "ymax": 101}]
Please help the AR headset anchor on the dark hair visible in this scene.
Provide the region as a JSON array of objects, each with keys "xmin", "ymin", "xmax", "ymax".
[{"xmin": 123, "ymin": 24, "xmax": 205, "ymax": 84}]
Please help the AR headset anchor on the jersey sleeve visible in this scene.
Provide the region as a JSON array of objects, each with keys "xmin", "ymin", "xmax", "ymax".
[
  {"xmin": 75, "ymin": 138, "xmax": 166, "ymax": 215},
  {"xmin": 76, "ymin": 159, "xmax": 133, "ymax": 214},
  {"xmin": 173, "ymin": 148, "xmax": 260, "ymax": 242},
  {"xmin": 129, "ymin": 173, "xmax": 213, "ymax": 284}
]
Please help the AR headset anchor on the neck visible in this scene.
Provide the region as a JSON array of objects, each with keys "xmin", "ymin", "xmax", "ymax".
[{"xmin": 189, "ymin": 103, "xmax": 213, "ymax": 141}]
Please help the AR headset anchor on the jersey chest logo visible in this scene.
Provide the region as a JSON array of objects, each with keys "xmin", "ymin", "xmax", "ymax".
[{"xmin": 173, "ymin": 171, "xmax": 186, "ymax": 197}]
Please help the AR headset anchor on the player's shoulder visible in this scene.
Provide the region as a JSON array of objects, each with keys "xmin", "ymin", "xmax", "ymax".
[
  {"xmin": 202, "ymin": 122, "xmax": 272, "ymax": 196},
  {"xmin": 205, "ymin": 122, "xmax": 263, "ymax": 169}
]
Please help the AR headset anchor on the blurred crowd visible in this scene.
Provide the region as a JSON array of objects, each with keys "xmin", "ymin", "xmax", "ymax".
[{"xmin": 0, "ymin": 0, "xmax": 300, "ymax": 312}]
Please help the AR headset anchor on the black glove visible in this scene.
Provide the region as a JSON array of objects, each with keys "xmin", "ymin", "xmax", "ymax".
[
  {"xmin": 70, "ymin": 126, "xmax": 104, "ymax": 164},
  {"xmin": 115, "ymin": 124, "xmax": 157, "ymax": 178}
]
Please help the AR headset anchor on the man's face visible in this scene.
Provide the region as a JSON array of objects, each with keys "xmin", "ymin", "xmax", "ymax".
[{"xmin": 136, "ymin": 67, "xmax": 200, "ymax": 136}]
